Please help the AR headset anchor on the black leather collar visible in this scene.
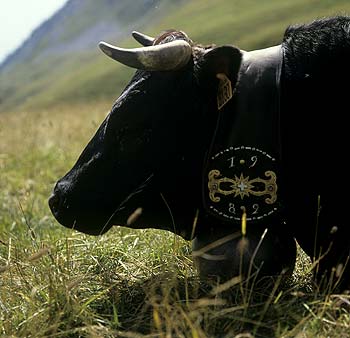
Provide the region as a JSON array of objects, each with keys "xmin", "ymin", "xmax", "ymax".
[{"xmin": 203, "ymin": 45, "xmax": 283, "ymax": 225}]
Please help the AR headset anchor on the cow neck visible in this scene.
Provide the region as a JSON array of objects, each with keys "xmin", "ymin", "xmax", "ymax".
[{"xmin": 202, "ymin": 44, "xmax": 283, "ymax": 225}]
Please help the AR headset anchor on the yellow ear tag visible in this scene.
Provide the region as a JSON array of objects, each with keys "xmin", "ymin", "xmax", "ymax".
[{"xmin": 216, "ymin": 73, "xmax": 233, "ymax": 110}]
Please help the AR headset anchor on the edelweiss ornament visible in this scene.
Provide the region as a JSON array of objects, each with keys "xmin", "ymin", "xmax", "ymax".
[{"xmin": 206, "ymin": 146, "xmax": 278, "ymax": 222}]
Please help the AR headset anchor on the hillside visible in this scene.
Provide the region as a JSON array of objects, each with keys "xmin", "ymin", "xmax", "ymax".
[
  {"xmin": 0, "ymin": 0, "xmax": 181, "ymax": 112},
  {"xmin": 1, "ymin": 0, "xmax": 350, "ymax": 112}
]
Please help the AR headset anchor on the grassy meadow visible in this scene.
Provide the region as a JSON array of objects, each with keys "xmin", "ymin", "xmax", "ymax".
[
  {"xmin": 1, "ymin": 91, "xmax": 350, "ymax": 338},
  {"xmin": 0, "ymin": 107, "xmax": 349, "ymax": 338},
  {"xmin": 2, "ymin": 0, "xmax": 350, "ymax": 337}
]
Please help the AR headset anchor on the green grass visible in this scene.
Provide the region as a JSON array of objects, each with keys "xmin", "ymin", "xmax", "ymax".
[
  {"xmin": 153, "ymin": 0, "xmax": 350, "ymax": 47},
  {"xmin": 1, "ymin": 105, "xmax": 350, "ymax": 337}
]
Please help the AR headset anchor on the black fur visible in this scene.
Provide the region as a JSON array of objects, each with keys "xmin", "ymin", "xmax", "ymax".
[{"xmin": 281, "ymin": 16, "xmax": 350, "ymax": 286}]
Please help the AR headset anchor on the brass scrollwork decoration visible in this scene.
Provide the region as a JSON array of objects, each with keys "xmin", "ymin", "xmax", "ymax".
[{"xmin": 208, "ymin": 170, "xmax": 277, "ymax": 204}]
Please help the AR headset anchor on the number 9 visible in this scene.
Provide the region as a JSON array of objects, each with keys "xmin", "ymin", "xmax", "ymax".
[{"xmin": 249, "ymin": 155, "xmax": 258, "ymax": 168}]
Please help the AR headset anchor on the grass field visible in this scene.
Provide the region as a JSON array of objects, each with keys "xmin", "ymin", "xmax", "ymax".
[
  {"xmin": 2, "ymin": 1, "xmax": 350, "ymax": 337},
  {"xmin": 1, "ymin": 105, "xmax": 350, "ymax": 337}
]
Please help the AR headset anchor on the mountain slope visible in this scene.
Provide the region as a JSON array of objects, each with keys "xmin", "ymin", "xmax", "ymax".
[
  {"xmin": 0, "ymin": 0, "xmax": 179, "ymax": 112},
  {"xmin": 1, "ymin": 0, "xmax": 350, "ymax": 113},
  {"xmin": 0, "ymin": 0, "xmax": 167, "ymax": 71}
]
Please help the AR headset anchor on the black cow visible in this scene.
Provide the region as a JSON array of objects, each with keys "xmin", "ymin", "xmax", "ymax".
[{"xmin": 49, "ymin": 16, "xmax": 350, "ymax": 288}]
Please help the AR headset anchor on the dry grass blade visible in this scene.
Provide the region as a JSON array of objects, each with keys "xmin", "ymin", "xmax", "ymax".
[
  {"xmin": 210, "ymin": 276, "xmax": 242, "ymax": 296},
  {"xmin": 127, "ymin": 207, "xmax": 143, "ymax": 226},
  {"xmin": 0, "ymin": 239, "xmax": 8, "ymax": 245},
  {"xmin": 28, "ymin": 247, "xmax": 50, "ymax": 262},
  {"xmin": 0, "ymin": 265, "xmax": 9, "ymax": 273},
  {"xmin": 192, "ymin": 232, "xmax": 241, "ymax": 258}
]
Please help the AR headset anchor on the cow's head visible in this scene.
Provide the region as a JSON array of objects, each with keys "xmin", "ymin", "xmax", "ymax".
[{"xmin": 49, "ymin": 30, "xmax": 242, "ymax": 237}]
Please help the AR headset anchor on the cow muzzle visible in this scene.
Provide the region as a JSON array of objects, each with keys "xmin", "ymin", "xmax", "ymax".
[
  {"xmin": 48, "ymin": 182, "xmax": 113, "ymax": 236},
  {"xmin": 48, "ymin": 182, "xmax": 75, "ymax": 229}
]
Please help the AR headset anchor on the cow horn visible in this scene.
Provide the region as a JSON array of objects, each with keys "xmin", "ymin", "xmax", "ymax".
[
  {"xmin": 132, "ymin": 31, "xmax": 154, "ymax": 46},
  {"xmin": 98, "ymin": 40, "xmax": 192, "ymax": 71}
]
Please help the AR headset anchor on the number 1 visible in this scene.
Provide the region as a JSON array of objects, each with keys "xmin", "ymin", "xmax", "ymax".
[{"xmin": 227, "ymin": 156, "xmax": 235, "ymax": 168}]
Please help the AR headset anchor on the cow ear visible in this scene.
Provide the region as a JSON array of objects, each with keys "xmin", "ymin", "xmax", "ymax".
[{"xmin": 196, "ymin": 45, "xmax": 242, "ymax": 109}]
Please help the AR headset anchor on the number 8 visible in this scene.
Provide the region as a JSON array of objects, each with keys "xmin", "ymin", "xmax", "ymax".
[{"xmin": 229, "ymin": 203, "xmax": 236, "ymax": 214}]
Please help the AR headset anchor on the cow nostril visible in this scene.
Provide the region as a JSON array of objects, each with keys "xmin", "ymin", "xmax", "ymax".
[{"xmin": 48, "ymin": 193, "xmax": 61, "ymax": 215}]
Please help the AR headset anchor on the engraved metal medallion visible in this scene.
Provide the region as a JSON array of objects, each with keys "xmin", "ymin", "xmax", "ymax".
[{"xmin": 205, "ymin": 146, "xmax": 279, "ymax": 222}]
